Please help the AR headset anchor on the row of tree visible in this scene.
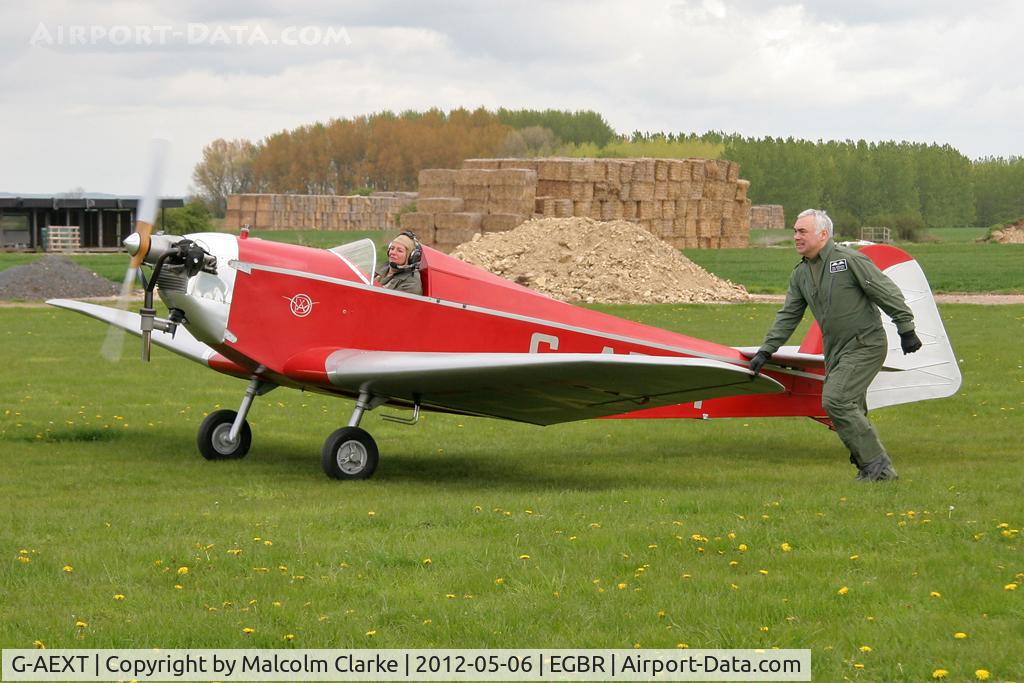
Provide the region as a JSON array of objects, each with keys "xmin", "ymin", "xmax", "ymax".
[{"xmin": 191, "ymin": 108, "xmax": 1023, "ymax": 228}]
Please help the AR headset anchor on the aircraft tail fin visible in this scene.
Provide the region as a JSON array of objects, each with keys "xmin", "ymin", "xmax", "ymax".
[{"xmin": 855, "ymin": 245, "xmax": 962, "ymax": 409}]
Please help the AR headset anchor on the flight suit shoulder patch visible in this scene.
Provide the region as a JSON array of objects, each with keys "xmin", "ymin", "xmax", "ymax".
[{"xmin": 828, "ymin": 258, "xmax": 848, "ymax": 274}]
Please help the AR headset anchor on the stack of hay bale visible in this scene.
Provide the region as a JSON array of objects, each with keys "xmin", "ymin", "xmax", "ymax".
[
  {"xmin": 224, "ymin": 192, "xmax": 416, "ymax": 231},
  {"xmin": 400, "ymin": 168, "xmax": 537, "ymax": 252},
  {"xmin": 750, "ymin": 204, "xmax": 786, "ymax": 230},
  {"xmin": 401, "ymin": 157, "xmax": 751, "ymax": 251}
]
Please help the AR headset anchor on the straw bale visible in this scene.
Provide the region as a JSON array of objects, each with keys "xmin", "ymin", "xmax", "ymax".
[
  {"xmin": 498, "ymin": 159, "xmax": 540, "ymax": 172},
  {"xmin": 226, "ymin": 195, "xmax": 241, "ymax": 211},
  {"xmin": 591, "ymin": 182, "xmax": 611, "ymax": 201},
  {"xmin": 600, "ymin": 201, "xmax": 624, "ymax": 221},
  {"xmin": 668, "ymin": 160, "xmax": 687, "ymax": 182},
  {"xmin": 418, "ymin": 183, "xmax": 454, "ymax": 199},
  {"xmin": 434, "ymin": 226, "xmax": 481, "ymax": 247},
  {"xmin": 655, "ymin": 160, "xmax": 670, "ymax": 181},
  {"xmin": 629, "ymin": 182, "xmax": 655, "ymax": 201},
  {"xmin": 568, "ymin": 160, "xmax": 593, "ymax": 181},
  {"xmin": 454, "ymin": 169, "xmax": 492, "ymax": 186},
  {"xmin": 435, "ymin": 212, "xmax": 483, "ymax": 231},
  {"xmin": 690, "ymin": 161, "xmax": 707, "ymax": 181},
  {"xmin": 537, "ymin": 179, "xmax": 571, "ymax": 198},
  {"xmin": 462, "ymin": 199, "xmax": 488, "ymax": 214},
  {"xmin": 553, "ymin": 199, "xmax": 574, "ymax": 218},
  {"xmin": 726, "ymin": 161, "xmax": 739, "ymax": 182},
  {"xmin": 573, "ymin": 201, "xmax": 592, "ymax": 218},
  {"xmin": 239, "ymin": 195, "xmax": 258, "ymax": 211},
  {"xmin": 569, "ymin": 182, "xmax": 594, "ymax": 201},
  {"xmin": 419, "ymin": 169, "xmax": 458, "ymax": 186},
  {"xmin": 622, "ymin": 201, "xmax": 637, "ymax": 220},
  {"xmin": 400, "ymin": 212, "xmax": 435, "ymax": 233},
  {"xmin": 490, "ymin": 199, "xmax": 536, "ymax": 215},
  {"xmin": 637, "ymin": 201, "xmax": 657, "ymax": 220},
  {"xmin": 631, "ymin": 159, "xmax": 656, "ymax": 182},
  {"xmin": 461, "ymin": 159, "xmax": 502, "ymax": 170},
  {"xmin": 586, "ymin": 160, "xmax": 607, "ymax": 182},
  {"xmin": 482, "ymin": 213, "xmax": 526, "ymax": 233},
  {"xmin": 455, "ymin": 185, "xmax": 490, "ymax": 201},
  {"xmin": 537, "ymin": 159, "xmax": 571, "ymax": 181},
  {"xmin": 736, "ymin": 179, "xmax": 751, "ymax": 200},
  {"xmin": 654, "ymin": 182, "xmax": 669, "ymax": 200},
  {"xmin": 489, "ymin": 184, "xmax": 535, "ymax": 201},
  {"xmin": 490, "ymin": 168, "xmax": 537, "ymax": 186}
]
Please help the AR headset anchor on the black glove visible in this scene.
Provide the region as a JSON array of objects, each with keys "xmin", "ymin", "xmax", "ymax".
[
  {"xmin": 900, "ymin": 330, "xmax": 922, "ymax": 354},
  {"xmin": 749, "ymin": 350, "xmax": 771, "ymax": 377}
]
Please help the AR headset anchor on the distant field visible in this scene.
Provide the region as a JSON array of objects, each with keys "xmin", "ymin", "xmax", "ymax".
[
  {"xmin": 2, "ymin": 303, "xmax": 1021, "ymax": 682},
  {"xmin": 1, "ymin": 228, "xmax": 1019, "ymax": 296}
]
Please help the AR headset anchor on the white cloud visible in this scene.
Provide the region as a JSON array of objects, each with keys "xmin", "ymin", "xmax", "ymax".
[{"xmin": 1, "ymin": 0, "xmax": 1022, "ymax": 196}]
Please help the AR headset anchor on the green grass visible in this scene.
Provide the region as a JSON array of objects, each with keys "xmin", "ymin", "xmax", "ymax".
[
  {"xmin": 684, "ymin": 242, "xmax": 1024, "ymax": 294},
  {"xmin": 2, "ymin": 303, "xmax": 1022, "ymax": 682}
]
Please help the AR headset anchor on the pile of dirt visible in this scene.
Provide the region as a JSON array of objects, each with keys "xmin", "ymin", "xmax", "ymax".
[
  {"xmin": 987, "ymin": 219, "xmax": 1024, "ymax": 244},
  {"xmin": 0, "ymin": 255, "xmax": 120, "ymax": 300},
  {"xmin": 451, "ymin": 217, "xmax": 748, "ymax": 304}
]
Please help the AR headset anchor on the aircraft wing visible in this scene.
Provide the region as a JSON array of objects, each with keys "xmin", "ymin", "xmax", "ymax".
[
  {"xmin": 284, "ymin": 349, "xmax": 785, "ymax": 426},
  {"xmin": 47, "ymin": 298, "xmax": 219, "ymax": 365}
]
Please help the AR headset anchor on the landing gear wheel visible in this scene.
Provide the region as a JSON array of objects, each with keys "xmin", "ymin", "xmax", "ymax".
[
  {"xmin": 321, "ymin": 427, "xmax": 379, "ymax": 480},
  {"xmin": 197, "ymin": 409, "xmax": 251, "ymax": 460}
]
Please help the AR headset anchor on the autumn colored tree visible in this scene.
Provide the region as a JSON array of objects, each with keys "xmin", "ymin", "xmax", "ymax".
[{"xmin": 191, "ymin": 138, "xmax": 260, "ymax": 216}]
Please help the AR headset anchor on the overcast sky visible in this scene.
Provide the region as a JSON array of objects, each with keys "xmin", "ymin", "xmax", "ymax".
[{"xmin": 2, "ymin": 0, "xmax": 1022, "ymax": 197}]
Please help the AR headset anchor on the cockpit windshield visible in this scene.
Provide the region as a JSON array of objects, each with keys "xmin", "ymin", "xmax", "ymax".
[{"xmin": 328, "ymin": 238, "xmax": 377, "ymax": 285}]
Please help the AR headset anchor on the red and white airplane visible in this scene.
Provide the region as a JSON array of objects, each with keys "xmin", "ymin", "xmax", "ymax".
[{"xmin": 49, "ymin": 219, "xmax": 961, "ymax": 479}]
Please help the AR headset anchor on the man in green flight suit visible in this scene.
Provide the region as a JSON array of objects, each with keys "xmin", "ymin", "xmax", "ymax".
[{"xmin": 749, "ymin": 209, "xmax": 923, "ymax": 481}]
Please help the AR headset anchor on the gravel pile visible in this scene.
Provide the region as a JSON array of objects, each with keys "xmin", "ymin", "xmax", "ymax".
[
  {"xmin": 987, "ymin": 220, "xmax": 1024, "ymax": 244},
  {"xmin": 451, "ymin": 217, "xmax": 748, "ymax": 304},
  {"xmin": 0, "ymin": 255, "xmax": 120, "ymax": 300}
]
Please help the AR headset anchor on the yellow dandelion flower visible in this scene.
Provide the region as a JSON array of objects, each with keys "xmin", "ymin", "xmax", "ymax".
[
  {"xmin": 62, "ymin": 565, "xmax": 74, "ymax": 573},
  {"xmin": 227, "ymin": 549, "xmax": 242, "ymax": 556},
  {"xmin": 974, "ymin": 670, "xmax": 990, "ymax": 680},
  {"xmin": 729, "ymin": 560, "xmax": 739, "ymax": 567},
  {"xmin": 759, "ymin": 626, "xmax": 769, "ymax": 632},
  {"xmin": 272, "ymin": 601, "xmax": 282, "ymax": 607},
  {"xmin": 849, "ymin": 554, "xmax": 859, "ymax": 560},
  {"xmin": 930, "ymin": 591, "xmax": 941, "ymax": 598},
  {"xmin": 730, "ymin": 583, "xmax": 739, "ymax": 590},
  {"xmin": 367, "ymin": 511, "xmax": 376, "ymax": 517},
  {"xmin": 174, "ymin": 584, "xmax": 183, "ymax": 590},
  {"xmin": 17, "ymin": 556, "xmax": 31, "ymax": 564},
  {"xmin": 657, "ymin": 609, "xmax": 666, "ymax": 618},
  {"xmin": 366, "ymin": 629, "xmax": 377, "ymax": 637},
  {"xmin": 177, "ymin": 566, "xmax": 189, "ymax": 575},
  {"xmin": 494, "ymin": 577, "xmax": 505, "ymax": 585},
  {"xmin": 263, "ymin": 540, "xmax": 273, "ymax": 546},
  {"xmin": 854, "ymin": 663, "xmax": 865, "ymax": 670},
  {"xmin": 519, "ymin": 554, "xmax": 530, "ymax": 560},
  {"xmin": 759, "ymin": 569, "xmax": 769, "ymax": 576},
  {"xmin": 781, "ymin": 543, "xmax": 792, "ymax": 552},
  {"xmin": 75, "ymin": 620, "xmax": 87, "ymax": 628},
  {"xmin": 422, "ymin": 558, "xmax": 432, "ymax": 566},
  {"xmin": 283, "ymin": 634, "xmax": 294, "ymax": 641},
  {"xmin": 113, "ymin": 594, "xmax": 125, "ymax": 601},
  {"xmin": 727, "ymin": 532, "xmax": 737, "ymax": 540},
  {"xmin": 676, "ymin": 642, "xmax": 689, "ymax": 648},
  {"xmin": 1005, "ymin": 583, "xmax": 1018, "ymax": 591},
  {"xmin": 648, "ymin": 544, "xmax": 658, "ymax": 549},
  {"xmin": 932, "ymin": 669, "xmax": 949, "ymax": 679},
  {"xmin": 33, "ymin": 639, "xmax": 45, "ymax": 649},
  {"xmin": 423, "ymin": 619, "xmax": 432, "ymax": 625},
  {"xmin": 446, "ymin": 594, "xmax": 456, "ymax": 599},
  {"xmin": 954, "ymin": 632, "xmax": 968, "ymax": 639},
  {"xmin": 860, "ymin": 645, "xmax": 872, "ymax": 653},
  {"xmin": 738, "ymin": 544, "xmax": 748, "ymax": 552},
  {"xmin": 617, "ymin": 582, "xmax": 628, "ymax": 590},
  {"xmin": 242, "ymin": 627, "xmax": 255, "ymax": 634},
  {"xmin": 837, "ymin": 586, "xmax": 849, "ymax": 595}
]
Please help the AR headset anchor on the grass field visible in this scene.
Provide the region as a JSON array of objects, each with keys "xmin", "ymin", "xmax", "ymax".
[
  {"xmin": 1, "ymin": 231, "xmax": 1022, "ymax": 299},
  {"xmin": 2, "ymin": 302, "xmax": 1021, "ymax": 681}
]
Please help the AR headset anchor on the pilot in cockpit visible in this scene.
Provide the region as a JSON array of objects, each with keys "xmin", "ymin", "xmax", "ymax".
[{"xmin": 373, "ymin": 231, "xmax": 423, "ymax": 296}]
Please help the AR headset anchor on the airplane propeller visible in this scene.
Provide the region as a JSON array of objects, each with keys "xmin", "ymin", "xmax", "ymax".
[{"xmin": 101, "ymin": 139, "xmax": 168, "ymax": 361}]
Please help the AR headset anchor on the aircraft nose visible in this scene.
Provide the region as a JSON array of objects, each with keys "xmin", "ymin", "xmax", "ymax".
[{"xmin": 123, "ymin": 232, "xmax": 141, "ymax": 256}]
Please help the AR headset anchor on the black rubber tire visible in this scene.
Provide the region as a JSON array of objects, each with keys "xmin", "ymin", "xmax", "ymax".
[
  {"xmin": 197, "ymin": 409, "xmax": 251, "ymax": 460},
  {"xmin": 321, "ymin": 426, "xmax": 379, "ymax": 480}
]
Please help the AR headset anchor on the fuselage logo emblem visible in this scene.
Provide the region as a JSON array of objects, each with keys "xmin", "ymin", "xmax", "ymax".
[{"xmin": 284, "ymin": 293, "xmax": 317, "ymax": 317}]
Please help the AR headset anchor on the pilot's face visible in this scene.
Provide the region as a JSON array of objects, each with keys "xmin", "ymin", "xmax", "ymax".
[
  {"xmin": 388, "ymin": 242, "xmax": 409, "ymax": 266},
  {"xmin": 794, "ymin": 215, "xmax": 828, "ymax": 259}
]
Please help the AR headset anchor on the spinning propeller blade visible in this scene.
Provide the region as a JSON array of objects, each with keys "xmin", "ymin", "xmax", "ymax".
[{"xmin": 101, "ymin": 138, "xmax": 168, "ymax": 361}]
